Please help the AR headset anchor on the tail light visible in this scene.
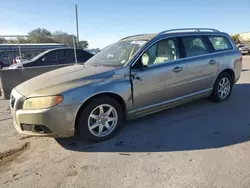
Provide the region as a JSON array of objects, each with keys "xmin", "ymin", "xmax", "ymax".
[
  {"xmin": 234, "ymin": 55, "xmax": 242, "ymax": 64},
  {"xmin": 239, "ymin": 56, "xmax": 242, "ymax": 63}
]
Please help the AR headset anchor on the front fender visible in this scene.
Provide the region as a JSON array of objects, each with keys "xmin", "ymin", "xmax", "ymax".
[{"xmin": 60, "ymin": 75, "xmax": 133, "ymax": 112}]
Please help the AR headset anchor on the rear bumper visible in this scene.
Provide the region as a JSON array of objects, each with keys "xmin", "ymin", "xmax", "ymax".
[{"xmin": 240, "ymin": 50, "xmax": 250, "ymax": 54}]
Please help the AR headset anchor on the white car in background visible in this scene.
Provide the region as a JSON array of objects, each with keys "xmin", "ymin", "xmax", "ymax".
[
  {"xmin": 238, "ymin": 44, "xmax": 250, "ymax": 55},
  {"xmin": 15, "ymin": 56, "xmax": 28, "ymax": 63}
]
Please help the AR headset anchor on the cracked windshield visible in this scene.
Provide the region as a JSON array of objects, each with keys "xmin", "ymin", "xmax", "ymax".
[{"xmin": 85, "ymin": 40, "xmax": 147, "ymax": 67}]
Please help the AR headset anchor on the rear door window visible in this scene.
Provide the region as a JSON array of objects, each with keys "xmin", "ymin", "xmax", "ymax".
[
  {"xmin": 57, "ymin": 49, "xmax": 66, "ymax": 60},
  {"xmin": 182, "ymin": 36, "xmax": 209, "ymax": 58},
  {"xmin": 208, "ymin": 36, "xmax": 233, "ymax": 51},
  {"xmin": 46, "ymin": 51, "xmax": 58, "ymax": 61},
  {"xmin": 57, "ymin": 49, "xmax": 70, "ymax": 64},
  {"xmin": 65, "ymin": 49, "xmax": 75, "ymax": 64}
]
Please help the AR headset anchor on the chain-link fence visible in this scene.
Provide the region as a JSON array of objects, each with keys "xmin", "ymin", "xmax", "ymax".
[{"xmin": 0, "ymin": 35, "xmax": 93, "ymax": 69}]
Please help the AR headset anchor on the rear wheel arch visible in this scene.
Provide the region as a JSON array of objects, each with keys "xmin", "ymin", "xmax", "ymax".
[
  {"xmin": 217, "ymin": 69, "xmax": 235, "ymax": 83},
  {"xmin": 211, "ymin": 70, "xmax": 234, "ymax": 102}
]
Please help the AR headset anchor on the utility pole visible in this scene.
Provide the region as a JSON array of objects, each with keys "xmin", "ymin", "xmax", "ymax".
[
  {"xmin": 73, "ymin": 35, "xmax": 78, "ymax": 64},
  {"xmin": 17, "ymin": 38, "xmax": 23, "ymax": 68},
  {"xmin": 75, "ymin": 4, "xmax": 79, "ymax": 48},
  {"xmin": 17, "ymin": 38, "xmax": 22, "ymax": 57}
]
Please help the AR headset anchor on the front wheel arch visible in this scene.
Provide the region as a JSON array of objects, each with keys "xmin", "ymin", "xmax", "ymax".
[{"xmin": 74, "ymin": 92, "xmax": 127, "ymax": 131}]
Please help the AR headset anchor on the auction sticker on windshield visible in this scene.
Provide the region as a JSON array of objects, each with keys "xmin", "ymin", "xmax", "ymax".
[{"xmin": 130, "ymin": 41, "xmax": 147, "ymax": 45}]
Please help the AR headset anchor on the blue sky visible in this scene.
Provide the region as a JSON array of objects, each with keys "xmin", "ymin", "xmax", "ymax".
[{"xmin": 1, "ymin": 0, "xmax": 249, "ymax": 48}]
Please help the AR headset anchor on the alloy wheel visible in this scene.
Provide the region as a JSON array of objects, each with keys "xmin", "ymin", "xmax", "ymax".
[
  {"xmin": 88, "ymin": 104, "xmax": 118, "ymax": 137},
  {"xmin": 218, "ymin": 77, "xmax": 231, "ymax": 99}
]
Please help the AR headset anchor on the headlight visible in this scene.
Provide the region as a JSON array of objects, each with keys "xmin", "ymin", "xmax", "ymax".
[{"xmin": 23, "ymin": 95, "xmax": 63, "ymax": 110}]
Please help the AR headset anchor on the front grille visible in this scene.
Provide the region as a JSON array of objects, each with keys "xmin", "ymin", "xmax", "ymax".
[
  {"xmin": 20, "ymin": 124, "xmax": 52, "ymax": 133},
  {"xmin": 20, "ymin": 124, "xmax": 34, "ymax": 132}
]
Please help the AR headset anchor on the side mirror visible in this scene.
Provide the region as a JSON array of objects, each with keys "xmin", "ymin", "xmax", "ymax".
[{"xmin": 131, "ymin": 58, "xmax": 147, "ymax": 70}]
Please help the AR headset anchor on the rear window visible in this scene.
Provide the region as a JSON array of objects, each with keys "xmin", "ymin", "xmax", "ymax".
[
  {"xmin": 182, "ymin": 36, "xmax": 209, "ymax": 57},
  {"xmin": 208, "ymin": 36, "xmax": 233, "ymax": 51}
]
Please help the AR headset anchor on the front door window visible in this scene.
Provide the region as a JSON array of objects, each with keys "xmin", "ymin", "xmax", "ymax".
[{"xmin": 141, "ymin": 38, "xmax": 179, "ymax": 66}]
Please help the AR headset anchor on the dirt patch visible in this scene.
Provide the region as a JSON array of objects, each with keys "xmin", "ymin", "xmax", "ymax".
[
  {"xmin": 0, "ymin": 142, "xmax": 30, "ymax": 173},
  {"xmin": 66, "ymin": 170, "xmax": 78, "ymax": 177},
  {"xmin": 0, "ymin": 117, "xmax": 12, "ymax": 122}
]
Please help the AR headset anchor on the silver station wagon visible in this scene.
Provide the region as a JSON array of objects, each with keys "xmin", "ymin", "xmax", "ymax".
[{"xmin": 10, "ymin": 28, "xmax": 242, "ymax": 141}]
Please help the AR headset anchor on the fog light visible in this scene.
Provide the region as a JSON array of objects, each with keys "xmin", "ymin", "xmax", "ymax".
[{"xmin": 33, "ymin": 125, "xmax": 52, "ymax": 134}]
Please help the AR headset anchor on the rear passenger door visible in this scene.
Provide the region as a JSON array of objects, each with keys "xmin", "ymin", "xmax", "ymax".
[
  {"xmin": 58, "ymin": 49, "xmax": 76, "ymax": 64},
  {"xmin": 181, "ymin": 36, "xmax": 219, "ymax": 94}
]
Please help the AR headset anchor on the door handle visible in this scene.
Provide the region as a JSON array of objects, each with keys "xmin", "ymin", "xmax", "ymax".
[
  {"xmin": 131, "ymin": 73, "xmax": 142, "ymax": 81},
  {"xmin": 172, "ymin": 66, "xmax": 183, "ymax": 73},
  {"xmin": 209, "ymin": 60, "xmax": 217, "ymax": 65}
]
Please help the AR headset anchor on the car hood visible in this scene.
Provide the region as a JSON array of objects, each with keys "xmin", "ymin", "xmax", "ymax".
[{"xmin": 15, "ymin": 64, "xmax": 116, "ymax": 97}]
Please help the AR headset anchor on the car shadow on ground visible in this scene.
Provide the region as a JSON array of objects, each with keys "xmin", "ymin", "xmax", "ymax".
[{"xmin": 56, "ymin": 83, "xmax": 250, "ymax": 153}]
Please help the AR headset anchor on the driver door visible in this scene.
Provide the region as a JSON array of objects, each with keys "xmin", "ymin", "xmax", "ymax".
[{"xmin": 131, "ymin": 37, "xmax": 188, "ymax": 110}]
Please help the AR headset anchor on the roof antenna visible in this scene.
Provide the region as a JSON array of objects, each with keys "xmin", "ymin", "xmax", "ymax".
[{"xmin": 73, "ymin": 35, "xmax": 78, "ymax": 64}]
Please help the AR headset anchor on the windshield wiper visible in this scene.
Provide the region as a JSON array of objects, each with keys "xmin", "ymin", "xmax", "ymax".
[{"xmin": 91, "ymin": 64, "xmax": 104, "ymax": 67}]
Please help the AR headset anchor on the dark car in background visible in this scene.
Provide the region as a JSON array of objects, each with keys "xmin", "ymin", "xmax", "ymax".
[
  {"xmin": 8, "ymin": 48, "xmax": 93, "ymax": 69},
  {"xmin": 0, "ymin": 52, "xmax": 10, "ymax": 69}
]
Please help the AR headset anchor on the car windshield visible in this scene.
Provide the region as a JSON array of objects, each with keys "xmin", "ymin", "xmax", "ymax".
[
  {"xmin": 85, "ymin": 40, "xmax": 147, "ymax": 67},
  {"xmin": 30, "ymin": 50, "xmax": 51, "ymax": 62}
]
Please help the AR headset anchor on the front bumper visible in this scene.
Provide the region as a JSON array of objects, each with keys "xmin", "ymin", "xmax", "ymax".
[
  {"xmin": 10, "ymin": 89, "xmax": 81, "ymax": 138},
  {"xmin": 240, "ymin": 49, "xmax": 250, "ymax": 54}
]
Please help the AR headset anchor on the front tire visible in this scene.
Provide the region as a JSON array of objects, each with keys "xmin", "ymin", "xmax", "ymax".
[
  {"xmin": 211, "ymin": 72, "xmax": 233, "ymax": 102},
  {"xmin": 76, "ymin": 96, "xmax": 124, "ymax": 142}
]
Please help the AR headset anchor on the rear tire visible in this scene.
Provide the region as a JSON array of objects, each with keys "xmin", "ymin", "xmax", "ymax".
[
  {"xmin": 76, "ymin": 96, "xmax": 124, "ymax": 142},
  {"xmin": 211, "ymin": 72, "xmax": 233, "ymax": 102}
]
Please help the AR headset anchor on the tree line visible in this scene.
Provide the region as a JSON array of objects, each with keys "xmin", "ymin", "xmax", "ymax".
[
  {"xmin": 231, "ymin": 34, "xmax": 241, "ymax": 44},
  {"xmin": 0, "ymin": 29, "xmax": 244, "ymax": 49},
  {"xmin": 0, "ymin": 28, "xmax": 89, "ymax": 49}
]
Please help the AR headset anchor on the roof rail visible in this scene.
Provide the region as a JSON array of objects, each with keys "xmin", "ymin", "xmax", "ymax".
[
  {"xmin": 157, "ymin": 28, "xmax": 220, "ymax": 37},
  {"xmin": 120, "ymin": 34, "xmax": 147, "ymax": 41}
]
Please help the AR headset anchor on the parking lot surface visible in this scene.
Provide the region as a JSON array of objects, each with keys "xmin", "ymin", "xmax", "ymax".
[{"xmin": 1, "ymin": 56, "xmax": 250, "ymax": 188}]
